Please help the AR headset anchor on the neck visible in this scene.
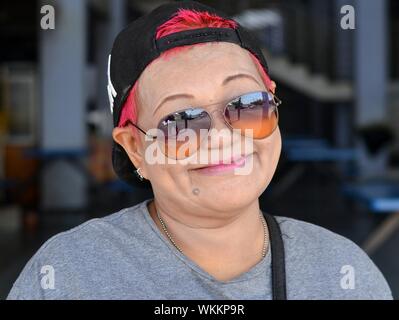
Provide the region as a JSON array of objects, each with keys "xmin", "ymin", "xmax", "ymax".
[{"xmin": 147, "ymin": 198, "xmax": 268, "ymax": 281}]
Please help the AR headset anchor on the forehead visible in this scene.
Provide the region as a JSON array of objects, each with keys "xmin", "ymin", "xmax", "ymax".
[{"xmin": 137, "ymin": 42, "xmax": 262, "ymax": 112}]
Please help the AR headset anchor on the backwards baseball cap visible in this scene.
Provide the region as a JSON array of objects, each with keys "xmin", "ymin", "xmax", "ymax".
[{"xmin": 108, "ymin": 0, "xmax": 269, "ymax": 188}]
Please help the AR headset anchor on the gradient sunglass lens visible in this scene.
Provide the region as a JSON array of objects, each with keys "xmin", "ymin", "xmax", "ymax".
[
  {"xmin": 157, "ymin": 108, "xmax": 211, "ymax": 159},
  {"xmin": 224, "ymin": 92, "xmax": 278, "ymax": 139}
]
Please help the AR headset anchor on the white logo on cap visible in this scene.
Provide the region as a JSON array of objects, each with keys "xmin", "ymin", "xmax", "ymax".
[{"xmin": 107, "ymin": 54, "xmax": 117, "ymax": 114}]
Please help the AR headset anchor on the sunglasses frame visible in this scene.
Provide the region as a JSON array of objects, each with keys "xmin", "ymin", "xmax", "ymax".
[{"xmin": 125, "ymin": 90, "xmax": 282, "ymax": 141}]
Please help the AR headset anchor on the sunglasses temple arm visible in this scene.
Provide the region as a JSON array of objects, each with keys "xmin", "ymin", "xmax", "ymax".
[
  {"xmin": 128, "ymin": 121, "xmax": 157, "ymax": 139},
  {"xmin": 274, "ymin": 95, "xmax": 282, "ymax": 106}
]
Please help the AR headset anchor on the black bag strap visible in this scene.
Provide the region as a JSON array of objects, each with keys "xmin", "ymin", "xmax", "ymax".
[{"xmin": 262, "ymin": 212, "xmax": 287, "ymax": 300}]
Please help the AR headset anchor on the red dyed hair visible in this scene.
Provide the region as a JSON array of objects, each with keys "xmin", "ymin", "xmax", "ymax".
[{"xmin": 118, "ymin": 9, "xmax": 273, "ymax": 136}]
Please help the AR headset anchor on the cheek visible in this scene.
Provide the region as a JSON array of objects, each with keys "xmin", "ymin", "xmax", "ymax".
[
  {"xmin": 144, "ymin": 160, "xmax": 190, "ymax": 191},
  {"xmin": 254, "ymin": 128, "xmax": 282, "ymax": 175}
]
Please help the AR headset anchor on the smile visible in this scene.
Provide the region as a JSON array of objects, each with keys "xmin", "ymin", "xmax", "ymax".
[{"xmin": 190, "ymin": 154, "xmax": 250, "ymax": 176}]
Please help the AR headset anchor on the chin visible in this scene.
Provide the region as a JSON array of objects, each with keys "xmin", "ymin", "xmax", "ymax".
[
  {"xmin": 192, "ymin": 173, "xmax": 264, "ymax": 208},
  {"xmin": 202, "ymin": 188, "xmax": 261, "ymax": 213}
]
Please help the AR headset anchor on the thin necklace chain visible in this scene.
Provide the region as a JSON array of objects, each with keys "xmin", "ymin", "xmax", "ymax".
[{"xmin": 156, "ymin": 210, "xmax": 269, "ymax": 258}]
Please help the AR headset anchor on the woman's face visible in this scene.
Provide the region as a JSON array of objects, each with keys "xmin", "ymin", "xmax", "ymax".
[{"xmin": 115, "ymin": 42, "xmax": 281, "ymax": 213}]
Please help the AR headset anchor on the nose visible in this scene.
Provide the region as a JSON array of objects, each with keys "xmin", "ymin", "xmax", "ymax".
[
  {"xmin": 209, "ymin": 109, "xmax": 228, "ymax": 129},
  {"xmin": 206, "ymin": 109, "xmax": 241, "ymax": 150}
]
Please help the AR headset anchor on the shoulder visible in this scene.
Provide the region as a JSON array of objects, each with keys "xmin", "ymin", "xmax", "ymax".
[
  {"xmin": 26, "ymin": 200, "xmax": 147, "ymax": 259},
  {"xmin": 7, "ymin": 200, "xmax": 150, "ymax": 300},
  {"xmin": 275, "ymin": 215, "xmax": 359, "ymax": 251},
  {"xmin": 274, "ymin": 216, "xmax": 393, "ymax": 300}
]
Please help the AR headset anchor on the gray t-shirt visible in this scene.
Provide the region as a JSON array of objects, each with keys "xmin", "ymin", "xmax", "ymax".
[{"xmin": 7, "ymin": 198, "xmax": 392, "ymax": 300}]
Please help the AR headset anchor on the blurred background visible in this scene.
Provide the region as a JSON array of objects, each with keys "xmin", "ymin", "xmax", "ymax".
[{"xmin": 0, "ymin": 0, "xmax": 398, "ymax": 299}]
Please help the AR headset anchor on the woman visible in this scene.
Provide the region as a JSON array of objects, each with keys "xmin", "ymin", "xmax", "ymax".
[{"xmin": 8, "ymin": 1, "xmax": 392, "ymax": 300}]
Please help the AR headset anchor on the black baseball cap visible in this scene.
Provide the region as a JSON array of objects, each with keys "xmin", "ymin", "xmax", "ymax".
[{"xmin": 108, "ymin": 0, "xmax": 269, "ymax": 188}]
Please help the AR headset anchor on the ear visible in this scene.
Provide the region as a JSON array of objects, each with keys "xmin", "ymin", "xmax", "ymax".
[
  {"xmin": 270, "ymin": 81, "xmax": 276, "ymax": 94},
  {"xmin": 112, "ymin": 127, "xmax": 146, "ymax": 176}
]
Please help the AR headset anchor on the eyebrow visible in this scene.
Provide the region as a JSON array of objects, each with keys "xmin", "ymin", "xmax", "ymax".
[
  {"xmin": 153, "ymin": 73, "xmax": 261, "ymax": 115},
  {"xmin": 222, "ymin": 73, "xmax": 261, "ymax": 86},
  {"xmin": 153, "ymin": 93, "xmax": 195, "ymax": 115}
]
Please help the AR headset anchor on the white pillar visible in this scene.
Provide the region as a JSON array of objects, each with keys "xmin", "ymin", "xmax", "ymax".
[
  {"xmin": 355, "ymin": 0, "xmax": 388, "ymax": 126},
  {"xmin": 40, "ymin": 0, "xmax": 88, "ymax": 209},
  {"xmin": 95, "ymin": 0, "xmax": 127, "ymax": 136},
  {"xmin": 109, "ymin": 0, "xmax": 127, "ymax": 39},
  {"xmin": 354, "ymin": 0, "xmax": 389, "ymax": 177}
]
